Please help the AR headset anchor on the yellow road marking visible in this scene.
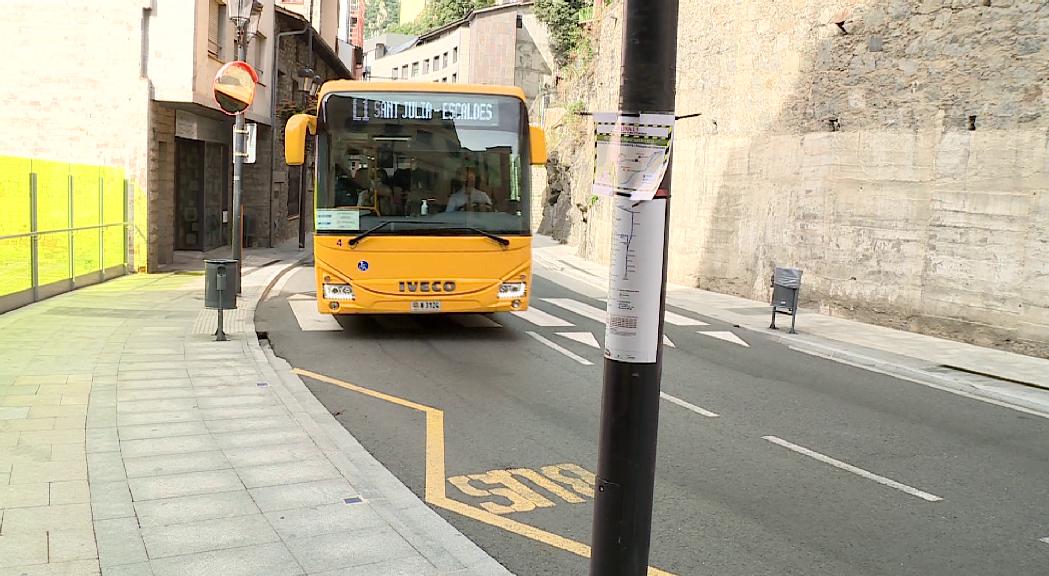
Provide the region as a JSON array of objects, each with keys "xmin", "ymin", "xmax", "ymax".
[{"xmin": 293, "ymin": 367, "xmax": 676, "ymax": 576}]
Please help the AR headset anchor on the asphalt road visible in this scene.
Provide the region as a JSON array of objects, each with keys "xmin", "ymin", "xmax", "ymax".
[{"xmin": 256, "ymin": 264, "xmax": 1049, "ymax": 576}]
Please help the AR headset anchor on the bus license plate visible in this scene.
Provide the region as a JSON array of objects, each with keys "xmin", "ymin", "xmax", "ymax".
[{"xmin": 411, "ymin": 301, "xmax": 441, "ymax": 312}]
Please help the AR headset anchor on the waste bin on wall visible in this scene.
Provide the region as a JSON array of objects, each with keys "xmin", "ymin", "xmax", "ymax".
[
  {"xmin": 204, "ymin": 259, "xmax": 238, "ymax": 341},
  {"xmin": 770, "ymin": 266, "xmax": 802, "ymax": 334}
]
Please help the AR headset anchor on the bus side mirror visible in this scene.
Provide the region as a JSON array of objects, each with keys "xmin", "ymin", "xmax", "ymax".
[
  {"xmin": 529, "ymin": 126, "xmax": 548, "ymax": 165},
  {"xmin": 285, "ymin": 114, "xmax": 317, "ymax": 166}
]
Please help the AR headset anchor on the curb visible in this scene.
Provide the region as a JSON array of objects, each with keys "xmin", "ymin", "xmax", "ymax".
[{"xmin": 247, "ymin": 257, "xmax": 512, "ymax": 575}]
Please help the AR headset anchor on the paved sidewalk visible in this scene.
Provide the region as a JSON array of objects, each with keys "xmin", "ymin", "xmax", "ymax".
[
  {"xmin": 533, "ymin": 238, "xmax": 1049, "ymax": 415},
  {"xmin": 0, "ymin": 248, "xmax": 509, "ymax": 576}
]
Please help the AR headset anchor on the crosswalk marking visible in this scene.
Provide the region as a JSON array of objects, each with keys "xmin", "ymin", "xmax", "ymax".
[
  {"xmin": 664, "ymin": 311, "xmax": 709, "ymax": 326},
  {"xmin": 513, "ymin": 307, "xmax": 574, "ymax": 327},
  {"xmin": 663, "ymin": 335, "xmax": 675, "ymax": 348},
  {"xmin": 288, "ymin": 299, "xmax": 343, "ymax": 332},
  {"xmin": 526, "ymin": 332, "xmax": 594, "ymax": 366},
  {"xmin": 451, "ymin": 314, "xmax": 503, "ymax": 328},
  {"xmin": 698, "ymin": 331, "xmax": 749, "ymax": 347},
  {"xmin": 558, "ymin": 332, "xmax": 600, "ymax": 348},
  {"xmin": 541, "ymin": 298, "xmax": 606, "ymax": 323}
]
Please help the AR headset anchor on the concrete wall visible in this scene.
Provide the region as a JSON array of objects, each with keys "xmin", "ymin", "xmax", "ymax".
[{"xmin": 544, "ymin": 0, "xmax": 1049, "ymax": 356}]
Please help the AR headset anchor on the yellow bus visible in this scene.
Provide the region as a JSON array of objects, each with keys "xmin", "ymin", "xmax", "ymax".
[{"xmin": 284, "ymin": 81, "xmax": 547, "ymax": 315}]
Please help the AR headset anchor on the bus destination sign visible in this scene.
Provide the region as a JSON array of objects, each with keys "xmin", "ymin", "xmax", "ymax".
[{"xmin": 350, "ymin": 96, "xmax": 498, "ymax": 127}]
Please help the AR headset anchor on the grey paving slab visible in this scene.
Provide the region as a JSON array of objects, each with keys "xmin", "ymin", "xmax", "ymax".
[
  {"xmin": 198, "ymin": 405, "xmax": 288, "ymax": 421},
  {"xmin": 134, "ymin": 490, "xmax": 260, "ymax": 528},
  {"xmin": 1, "ymin": 502, "xmax": 93, "ymax": 533},
  {"xmin": 148, "ymin": 542, "xmax": 302, "ymax": 576},
  {"xmin": 115, "ymin": 410, "xmax": 200, "ymax": 427},
  {"xmin": 117, "ymin": 421, "xmax": 208, "ymax": 441},
  {"xmin": 10, "ymin": 459, "xmax": 88, "ymax": 484},
  {"xmin": 313, "ymin": 555, "xmax": 439, "ymax": 576},
  {"xmin": 284, "ymin": 527, "xmax": 418, "ymax": 574},
  {"xmin": 0, "ymin": 407, "xmax": 30, "ymax": 420},
  {"xmin": 222, "ymin": 442, "xmax": 323, "ymax": 468},
  {"xmin": 100, "ymin": 562, "xmax": 154, "ymax": 576},
  {"xmin": 264, "ymin": 502, "xmax": 387, "ymax": 540},
  {"xmin": 115, "ymin": 399, "xmax": 197, "ymax": 414},
  {"xmin": 86, "ymin": 428, "xmax": 120, "ymax": 453},
  {"xmin": 0, "ymin": 442, "xmax": 52, "ymax": 465},
  {"xmin": 87, "ymin": 452, "xmax": 127, "ymax": 483},
  {"xmin": 248, "ymin": 478, "xmax": 359, "ymax": 513},
  {"xmin": 0, "ymin": 532, "xmax": 48, "ymax": 568},
  {"xmin": 114, "ymin": 379, "xmax": 192, "ymax": 391},
  {"xmin": 0, "ymin": 417, "xmax": 55, "ymax": 432},
  {"xmin": 128, "ymin": 469, "xmax": 243, "ymax": 501},
  {"xmin": 0, "ymin": 559, "xmax": 102, "ymax": 576},
  {"xmin": 95, "ymin": 517, "xmax": 148, "ymax": 568},
  {"xmin": 119, "ymin": 434, "xmax": 217, "ymax": 459},
  {"xmin": 115, "ymin": 389, "xmax": 197, "ymax": 402},
  {"xmin": 203, "ymin": 416, "xmax": 298, "ymax": 434},
  {"xmin": 90, "ymin": 480, "xmax": 135, "ymax": 520},
  {"xmin": 51, "ymin": 444, "xmax": 87, "ymax": 463},
  {"xmin": 194, "ymin": 395, "xmax": 277, "ymax": 409},
  {"xmin": 50, "ymin": 480, "xmax": 91, "ymax": 505},
  {"xmin": 140, "ymin": 513, "xmax": 280, "ymax": 559},
  {"xmin": 0, "ymin": 482, "xmax": 50, "ymax": 508},
  {"xmin": 212, "ymin": 429, "xmax": 311, "ymax": 450},
  {"xmin": 235, "ymin": 458, "xmax": 342, "ymax": 489},
  {"xmin": 29, "ymin": 405, "xmax": 88, "ymax": 419},
  {"xmin": 49, "ymin": 529, "xmax": 99, "ymax": 563},
  {"xmin": 123, "ymin": 450, "xmax": 230, "ymax": 479},
  {"xmin": 18, "ymin": 429, "xmax": 87, "ymax": 446},
  {"xmin": 56, "ymin": 416, "xmax": 90, "ymax": 430}
]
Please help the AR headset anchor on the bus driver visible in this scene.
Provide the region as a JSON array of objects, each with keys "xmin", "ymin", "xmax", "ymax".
[{"xmin": 445, "ymin": 167, "xmax": 492, "ymax": 212}]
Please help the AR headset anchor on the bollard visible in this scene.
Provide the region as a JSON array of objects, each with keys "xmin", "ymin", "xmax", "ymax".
[{"xmin": 215, "ymin": 269, "xmax": 228, "ymax": 341}]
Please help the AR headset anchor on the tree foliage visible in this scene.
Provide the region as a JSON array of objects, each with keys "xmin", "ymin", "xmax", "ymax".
[
  {"xmin": 364, "ymin": 0, "xmax": 401, "ymax": 38},
  {"xmin": 534, "ymin": 0, "xmax": 587, "ymax": 65},
  {"xmin": 390, "ymin": 0, "xmax": 495, "ymax": 35}
]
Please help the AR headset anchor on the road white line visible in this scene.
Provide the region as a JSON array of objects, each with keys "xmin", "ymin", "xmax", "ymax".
[
  {"xmin": 451, "ymin": 314, "xmax": 502, "ymax": 328},
  {"xmin": 558, "ymin": 331, "xmax": 600, "ymax": 348},
  {"xmin": 762, "ymin": 436, "xmax": 943, "ymax": 502},
  {"xmin": 664, "ymin": 311, "xmax": 709, "ymax": 326},
  {"xmin": 698, "ymin": 330, "xmax": 750, "ymax": 347},
  {"xmin": 660, "ymin": 392, "xmax": 718, "ymax": 417},
  {"xmin": 288, "ymin": 299, "xmax": 342, "ymax": 332},
  {"xmin": 526, "ymin": 331, "xmax": 594, "ymax": 366},
  {"xmin": 663, "ymin": 335, "xmax": 676, "ymax": 348},
  {"xmin": 1039, "ymin": 537, "xmax": 1049, "ymax": 545},
  {"xmin": 513, "ymin": 307, "xmax": 574, "ymax": 327},
  {"xmin": 542, "ymin": 298, "xmax": 607, "ymax": 323}
]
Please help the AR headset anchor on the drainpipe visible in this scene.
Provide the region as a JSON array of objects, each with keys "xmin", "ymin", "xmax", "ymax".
[{"xmin": 268, "ymin": 15, "xmax": 312, "ymax": 248}]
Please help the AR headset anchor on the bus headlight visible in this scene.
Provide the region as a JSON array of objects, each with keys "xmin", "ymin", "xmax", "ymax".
[
  {"xmin": 323, "ymin": 283, "xmax": 355, "ymax": 300},
  {"xmin": 497, "ymin": 282, "xmax": 526, "ymax": 299}
]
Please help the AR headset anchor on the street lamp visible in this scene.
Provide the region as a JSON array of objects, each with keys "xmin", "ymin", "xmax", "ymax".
[{"xmin": 229, "ymin": 0, "xmax": 264, "ymax": 293}]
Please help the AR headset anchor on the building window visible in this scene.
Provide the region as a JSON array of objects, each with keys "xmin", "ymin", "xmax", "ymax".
[
  {"xmin": 392, "ymin": 68, "xmax": 399, "ymax": 79},
  {"xmin": 452, "ymin": 47, "xmax": 458, "ymax": 63},
  {"xmin": 443, "ymin": 52, "xmax": 448, "ymax": 68},
  {"xmin": 401, "ymin": 64, "xmax": 408, "ymax": 77},
  {"xmin": 422, "ymin": 59, "xmax": 430, "ymax": 75},
  {"xmin": 451, "ymin": 73, "xmax": 457, "ymax": 83},
  {"xmin": 253, "ymin": 33, "xmax": 266, "ymax": 83},
  {"xmin": 516, "ymin": 15, "xmax": 523, "ymax": 28},
  {"xmin": 208, "ymin": 0, "xmax": 226, "ymax": 59},
  {"xmin": 411, "ymin": 62, "xmax": 419, "ymax": 77}
]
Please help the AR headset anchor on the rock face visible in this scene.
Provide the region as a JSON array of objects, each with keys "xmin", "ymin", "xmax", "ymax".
[{"xmin": 540, "ymin": 0, "xmax": 1049, "ymax": 356}]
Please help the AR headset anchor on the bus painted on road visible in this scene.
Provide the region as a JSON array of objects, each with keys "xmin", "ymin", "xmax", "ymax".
[{"xmin": 284, "ymin": 81, "xmax": 547, "ymax": 315}]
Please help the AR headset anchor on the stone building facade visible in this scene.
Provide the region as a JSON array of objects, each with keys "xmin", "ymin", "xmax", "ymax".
[{"xmin": 542, "ymin": 0, "xmax": 1049, "ymax": 356}]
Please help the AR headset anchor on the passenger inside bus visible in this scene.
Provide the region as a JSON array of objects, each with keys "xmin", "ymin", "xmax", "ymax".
[{"xmin": 445, "ymin": 166, "xmax": 492, "ymax": 212}]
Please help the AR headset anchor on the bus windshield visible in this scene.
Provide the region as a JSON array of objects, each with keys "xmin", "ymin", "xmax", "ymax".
[{"xmin": 317, "ymin": 91, "xmax": 531, "ymax": 235}]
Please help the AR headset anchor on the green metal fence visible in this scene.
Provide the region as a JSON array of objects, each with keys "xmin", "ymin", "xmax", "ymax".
[{"xmin": 0, "ymin": 156, "xmax": 130, "ymax": 313}]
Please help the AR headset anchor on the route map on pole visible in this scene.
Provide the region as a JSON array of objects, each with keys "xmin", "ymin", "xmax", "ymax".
[
  {"xmin": 592, "ymin": 113, "xmax": 674, "ymax": 201},
  {"xmin": 604, "ymin": 195, "xmax": 667, "ymax": 363}
]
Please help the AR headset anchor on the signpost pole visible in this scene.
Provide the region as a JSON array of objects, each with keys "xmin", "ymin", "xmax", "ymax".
[
  {"xmin": 231, "ymin": 38, "xmax": 248, "ymax": 294},
  {"xmin": 589, "ymin": 1, "xmax": 679, "ymax": 575}
]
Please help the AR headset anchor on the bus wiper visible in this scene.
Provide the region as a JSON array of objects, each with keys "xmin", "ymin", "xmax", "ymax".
[
  {"xmin": 348, "ymin": 220, "xmax": 426, "ymax": 247},
  {"xmin": 429, "ymin": 226, "xmax": 511, "ymax": 247}
]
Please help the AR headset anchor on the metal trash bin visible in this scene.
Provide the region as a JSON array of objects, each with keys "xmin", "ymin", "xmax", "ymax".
[
  {"xmin": 204, "ymin": 259, "xmax": 238, "ymax": 341},
  {"xmin": 770, "ymin": 266, "xmax": 802, "ymax": 334}
]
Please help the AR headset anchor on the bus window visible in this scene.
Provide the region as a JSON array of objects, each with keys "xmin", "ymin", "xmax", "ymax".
[{"xmin": 318, "ymin": 92, "xmax": 531, "ymax": 236}]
